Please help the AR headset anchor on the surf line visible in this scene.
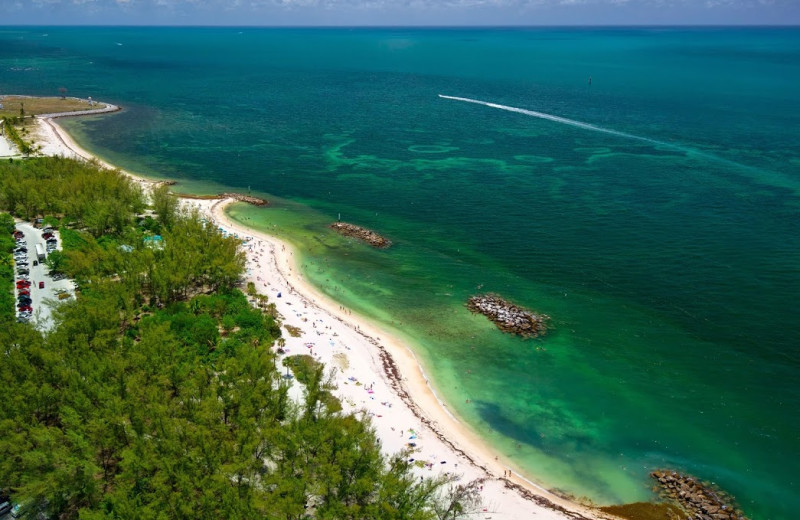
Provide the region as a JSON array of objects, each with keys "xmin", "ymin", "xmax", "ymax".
[{"xmin": 439, "ymin": 94, "xmax": 681, "ymax": 151}]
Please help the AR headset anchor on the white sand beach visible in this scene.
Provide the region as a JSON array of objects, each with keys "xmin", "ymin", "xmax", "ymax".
[
  {"xmin": 0, "ymin": 126, "xmax": 18, "ymax": 158},
  {"xmin": 32, "ymin": 112, "xmax": 615, "ymax": 520}
]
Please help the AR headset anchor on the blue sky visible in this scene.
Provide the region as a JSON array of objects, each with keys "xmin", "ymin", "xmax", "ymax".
[{"xmin": 2, "ymin": 0, "xmax": 798, "ymax": 26}]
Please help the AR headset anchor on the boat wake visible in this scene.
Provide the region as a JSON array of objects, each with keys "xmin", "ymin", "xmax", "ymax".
[
  {"xmin": 438, "ymin": 94, "xmax": 672, "ymax": 149},
  {"xmin": 438, "ymin": 94, "xmax": 790, "ymax": 188}
]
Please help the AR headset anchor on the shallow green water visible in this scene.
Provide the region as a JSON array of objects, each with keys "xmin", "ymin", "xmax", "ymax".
[{"xmin": 2, "ymin": 26, "xmax": 799, "ymax": 518}]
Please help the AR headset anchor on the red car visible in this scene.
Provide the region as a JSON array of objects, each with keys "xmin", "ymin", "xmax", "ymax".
[
  {"xmin": 16, "ymin": 282, "xmax": 31, "ymax": 288},
  {"xmin": 39, "ymin": 281, "xmax": 45, "ymax": 289},
  {"xmin": 18, "ymin": 290, "xmax": 30, "ymax": 296},
  {"xmin": 18, "ymin": 305, "xmax": 33, "ymax": 313}
]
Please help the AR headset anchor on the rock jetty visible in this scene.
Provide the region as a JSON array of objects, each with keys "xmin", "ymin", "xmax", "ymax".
[
  {"xmin": 330, "ymin": 222, "xmax": 391, "ymax": 248},
  {"xmin": 466, "ymin": 294, "xmax": 548, "ymax": 338},
  {"xmin": 651, "ymin": 470, "xmax": 749, "ymax": 520},
  {"xmin": 219, "ymin": 193, "xmax": 268, "ymax": 206}
]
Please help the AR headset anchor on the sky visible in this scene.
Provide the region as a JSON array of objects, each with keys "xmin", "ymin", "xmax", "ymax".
[{"xmin": 1, "ymin": 0, "xmax": 798, "ymax": 26}]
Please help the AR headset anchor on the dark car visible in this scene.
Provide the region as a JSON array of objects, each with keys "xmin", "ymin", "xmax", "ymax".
[
  {"xmin": 14, "ymin": 247, "xmax": 27, "ymax": 253},
  {"xmin": 0, "ymin": 500, "xmax": 12, "ymax": 515}
]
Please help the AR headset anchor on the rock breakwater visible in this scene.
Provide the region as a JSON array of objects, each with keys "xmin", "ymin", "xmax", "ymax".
[
  {"xmin": 466, "ymin": 294, "xmax": 548, "ymax": 338},
  {"xmin": 220, "ymin": 193, "xmax": 269, "ymax": 206},
  {"xmin": 651, "ymin": 470, "xmax": 749, "ymax": 520},
  {"xmin": 330, "ymin": 222, "xmax": 391, "ymax": 248}
]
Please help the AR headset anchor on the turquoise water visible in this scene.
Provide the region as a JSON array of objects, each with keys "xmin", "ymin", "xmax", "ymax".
[{"xmin": 2, "ymin": 27, "xmax": 799, "ymax": 518}]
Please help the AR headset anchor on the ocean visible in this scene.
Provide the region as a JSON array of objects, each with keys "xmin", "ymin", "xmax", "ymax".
[{"xmin": 1, "ymin": 26, "xmax": 798, "ymax": 518}]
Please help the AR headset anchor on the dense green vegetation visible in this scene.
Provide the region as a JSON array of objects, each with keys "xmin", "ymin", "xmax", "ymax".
[
  {"xmin": 0, "ymin": 212, "xmax": 15, "ymax": 320},
  {"xmin": 0, "ymin": 157, "xmax": 477, "ymax": 519},
  {"xmin": 0, "ymin": 155, "xmax": 144, "ymax": 230},
  {"xmin": 283, "ymin": 354, "xmax": 343, "ymax": 414}
]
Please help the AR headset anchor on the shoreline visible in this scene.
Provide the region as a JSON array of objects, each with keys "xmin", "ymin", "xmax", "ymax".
[{"xmin": 28, "ymin": 109, "xmax": 616, "ymax": 520}]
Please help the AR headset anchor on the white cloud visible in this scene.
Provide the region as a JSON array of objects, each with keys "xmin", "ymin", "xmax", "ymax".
[{"xmin": 7, "ymin": 0, "xmax": 798, "ymax": 24}]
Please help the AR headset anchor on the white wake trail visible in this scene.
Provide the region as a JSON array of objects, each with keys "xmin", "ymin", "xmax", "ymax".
[
  {"xmin": 439, "ymin": 94, "xmax": 796, "ymax": 193},
  {"xmin": 439, "ymin": 94, "xmax": 671, "ymax": 149}
]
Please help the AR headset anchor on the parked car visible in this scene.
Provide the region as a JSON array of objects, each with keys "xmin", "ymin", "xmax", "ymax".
[
  {"xmin": 16, "ymin": 281, "xmax": 31, "ymax": 287},
  {"xmin": 18, "ymin": 305, "xmax": 32, "ymax": 313},
  {"xmin": 17, "ymin": 269, "xmax": 29, "ymax": 276},
  {"xmin": 18, "ymin": 290, "xmax": 30, "ymax": 296},
  {"xmin": 0, "ymin": 500, "xmax": 12, "ymax": 515},
  {"xmin": 14, "ymin": 247, "xmax": 27, "ymax": 253}
]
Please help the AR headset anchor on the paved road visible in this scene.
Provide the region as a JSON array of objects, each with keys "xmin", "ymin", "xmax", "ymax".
[{"xmin": 13, "ymin": 221, "xmax": 75, "ymax": 331}]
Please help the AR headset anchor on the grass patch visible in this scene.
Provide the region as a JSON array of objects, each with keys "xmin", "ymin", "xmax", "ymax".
[
  {"xmin": 0, "ymin": 96, "xmax": 106, "ymax": 118},
  {"xmin": 284, "ymin": 324, "xmax": 302, "ymax": 337},
  {"xmin": 59, "ymin": 226, "xmax": 92, "ymax": 251},
  {"xmin": 600, "ymin": 502, "xmax": 686, "ymax": 520},
  {"xmin": 332, "ymin": 352, "xmax": 349, "ymax": 370}
]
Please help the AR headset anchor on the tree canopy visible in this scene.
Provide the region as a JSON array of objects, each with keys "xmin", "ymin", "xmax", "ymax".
[{"xmin": 0, "ymin": 157, "xmax": 476, "ymax": 519}]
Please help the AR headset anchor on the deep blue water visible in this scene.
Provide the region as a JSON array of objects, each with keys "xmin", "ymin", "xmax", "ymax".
[{"xmin": 1, "ymin": 26, "xmax": 799, "ymax": 518}]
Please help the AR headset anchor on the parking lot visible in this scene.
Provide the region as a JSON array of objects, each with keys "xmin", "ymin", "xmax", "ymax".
[{"xmin": 13, "ymin": 221, "xmax": 75, "ymax": 331}]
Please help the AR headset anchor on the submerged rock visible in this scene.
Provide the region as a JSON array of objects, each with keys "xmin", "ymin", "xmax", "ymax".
[
  {"xmin": 330, "ymin": 222, "xmax": 391, "ymax": 248},
  {"xmin": 466, "ymin": 294, "xmax": 548, "ymax": 338}
]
